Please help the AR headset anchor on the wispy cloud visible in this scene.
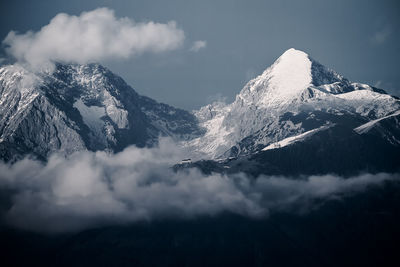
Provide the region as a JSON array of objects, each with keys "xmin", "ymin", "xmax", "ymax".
[
  {"xmin": 371, "ymin": 25, "xmax": 392, "ymax": 45},
  {"xmin": 0, "ymin": 138, "xmax": 397, "ymax": 233},
  {"xmin": 190, "ymin": 40, "xmax": 207, "ymax": 52},
  {"xmin": 374, "ymin": 80, "xmax": 383, "ymax": 88},
  {"xmin": 2, "ymin": 8, "xmax": 185, "ymax": 71},
  {"xmin": 245, "ymin": 68, "xmax": 257, "ymax": 81}
]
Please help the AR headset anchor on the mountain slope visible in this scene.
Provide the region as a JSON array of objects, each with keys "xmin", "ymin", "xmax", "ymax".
[
  {"xmin": 184, "ymin": 48, "xmax": 400, "ymax": 160},
  {"xmin": 0, "ymin": 63, "xmax": 203, "ymax": 161},
  {"xmin": 1, "ymin": 48, "xmax": 399, "ymax": 175}
]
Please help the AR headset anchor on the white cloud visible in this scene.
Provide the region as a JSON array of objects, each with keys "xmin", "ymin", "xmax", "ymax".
[
  {"xmin": 0, "ymin": 138, "xmax": 397, "ymax": 233},
  {"xmin": 190, "ymin": 40, "xmax": 207, "ymax": 52},
  {"xmin": 2, "ymin": 8, "xmax": 185, "ymax": 70}
]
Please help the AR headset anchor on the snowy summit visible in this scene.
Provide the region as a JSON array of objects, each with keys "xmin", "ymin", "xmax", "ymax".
[{"xmin": 184, "ymin": 48, "xmax": 400, "ymax": 159}]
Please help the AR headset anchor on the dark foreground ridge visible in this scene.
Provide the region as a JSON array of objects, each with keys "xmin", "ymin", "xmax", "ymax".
[{"xmin": 176, "ymin": 111, "xmax": 400, "ymax": 177}]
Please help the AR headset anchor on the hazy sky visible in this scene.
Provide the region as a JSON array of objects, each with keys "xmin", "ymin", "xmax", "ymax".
[{"xmin": 1, "ymin": 0, "xmax": 399, "ymax": 110}]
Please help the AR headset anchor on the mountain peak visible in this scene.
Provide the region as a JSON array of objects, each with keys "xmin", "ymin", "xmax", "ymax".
[
  {"xmin": 236, "ymin": 48, "xmax": 314, "ymax": 106},
  {"xmin": 236, "ymin": 48, "xmax": 350, "ymax": 107},
  {"xmin": 279, "ymin": 48, "xmax": 310, "ymax": 60},
  {"xmin": 264, "ymin": 48, "xmax": 313, "ymax": 93},
  {"xmin": 269, "ymin": 48, "xmax": 345, "ymax": 88},
  {"xmin": 188, "ymin": 48, "xmax": 399, "ymax": 159}
]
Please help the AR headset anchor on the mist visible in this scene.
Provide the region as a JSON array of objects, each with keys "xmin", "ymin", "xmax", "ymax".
[{"xmin": 0, "ymin": 138, "xmax": 397, "ymax": 233}]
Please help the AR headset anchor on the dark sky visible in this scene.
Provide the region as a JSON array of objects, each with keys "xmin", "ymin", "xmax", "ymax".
[{"xmin": 1, "ymin": 0, "xmax": 399, "ymax": 110}]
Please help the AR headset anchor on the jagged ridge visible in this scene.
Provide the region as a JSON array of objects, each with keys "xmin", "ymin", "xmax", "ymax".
[
  {"xmin": 0, "ymin": 63, "xmax": 203, "ymax": 161},
  {"xmin": 184, "ymin": 48, "xmax": 400, "ymax": 159}
]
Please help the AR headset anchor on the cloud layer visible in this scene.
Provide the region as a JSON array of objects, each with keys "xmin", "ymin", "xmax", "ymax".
[
  {"xmin": 2, "ymin": 8, "xmax": 185, "ymax": 70},
  {"xmin": 0, "ymin": 138, "xmax": 397, "ymax": 233}
]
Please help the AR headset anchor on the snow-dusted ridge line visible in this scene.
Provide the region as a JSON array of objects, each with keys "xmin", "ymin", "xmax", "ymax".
[
  {"xmin": 0, "ymin": 62, "xmax": 202, "ymax": 160},
  {"xmin": 185, "ymin": 48, "xmax": 400, "ymax": 159},
  {"xmin": 1, "ymin": 48, "xmax": 400, "ymax": 162},
  {"xmin": 262, "ymin": 123, "xmax": 334, "ymax": 151},
  {"xmin": 354, "ymin": 110, "xmax": 400, "ymax": 134}
]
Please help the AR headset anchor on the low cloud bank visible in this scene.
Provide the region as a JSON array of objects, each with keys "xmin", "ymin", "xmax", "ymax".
[
  {"xmin": 2, "ymin": 8, "xmax": 184, "ymax": 71},
  {"xmin": 0, "ymin": 139, "xmax": 397, "ymax": 233}
]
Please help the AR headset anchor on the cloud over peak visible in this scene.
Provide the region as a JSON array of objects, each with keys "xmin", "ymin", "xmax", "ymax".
[{"xmin": 2, "ymin": 8, "xmax": 185, "ymax": 70}]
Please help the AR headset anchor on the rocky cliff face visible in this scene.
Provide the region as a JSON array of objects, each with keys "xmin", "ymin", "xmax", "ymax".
[{"xmin": 0, "ymin": 63, "xmax": 203, "ymax": 161}]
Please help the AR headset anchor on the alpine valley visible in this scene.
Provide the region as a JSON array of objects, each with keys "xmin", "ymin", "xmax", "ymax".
[{"xmin": 1, "ymin": 48, "xmax": 399, "ymax": 175}]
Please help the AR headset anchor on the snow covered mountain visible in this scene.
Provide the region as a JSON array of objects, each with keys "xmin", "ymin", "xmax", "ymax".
[
  {"xmin": 1, "ymin": 48, "xmax": 399, "ymax": 174},
  {"xmin": 0, "ymin": 63, "xmax": 203, "ymax": 161},
  {"xmin": 184, "ymin": 48, "xmax": 400, "ymax": 160}
]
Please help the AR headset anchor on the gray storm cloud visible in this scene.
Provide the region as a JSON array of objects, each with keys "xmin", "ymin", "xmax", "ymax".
[
  {"xmin": 2, "ymin": 8, "xmax": 185, "ymax": 71},
  {"xmin": 0, "ymin": 138, "xmax": 398, "ymax": 233}
]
